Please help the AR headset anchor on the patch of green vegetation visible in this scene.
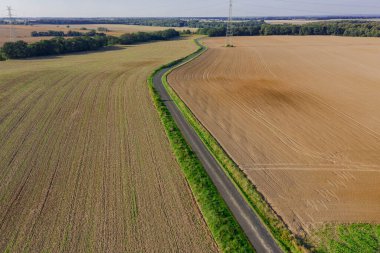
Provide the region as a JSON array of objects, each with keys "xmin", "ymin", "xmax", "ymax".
[
  {"xmin": 147, "ymin": 40, "xmax": 254, "ymax": 253},
  {"xmin": 131, "ymin": 188, "xmax": 138, "ymax": 223},
  {"xmin": 314, "ymin": 224, "xmax": 380, "ymax": 253},
  {"xmin": 162, "ymin": 39, "xmax": 306, "ymax": 253},
  {"xmin": 0, "ymin": 50, "xmax": 5, "ymax": 61},
  {"xmin": 97, "ymin": 27, "xmax": 110, "ymax": 32}
]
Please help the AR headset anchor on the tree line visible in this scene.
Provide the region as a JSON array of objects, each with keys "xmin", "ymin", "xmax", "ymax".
[
  {"xmin": 3, "ymin": 16, "xmax": 380, "ymax": 27},
  {"xmin": 198, "ymin": 21, "xmax": 263, "ymax": 36},
  {"xmin": 29, "ymin": 18, "xmax": 220, "ymax": 28},
  {"xmin": 31, "ymin": 30, "xmax": 105, "ymax": 37},
  {"xmin": 118, "ymin": 29, "xmax": 180, "ymax": 45},
  {"xmin": 22, "ymin": 18, "xmax": 189, "ymax": 27},
  {"xmin": 0, "ymin": 36, "xmax": 109, "ymax": 59},
  {"xmin": 261, "ymin": 21, "xmax": 380, "ymax": 37},
  {"xmin": 198, "ymin": 21, "xmax": 380, "ymax": 37},
  {"xmin": 22, "ymin": 16, "xmax": 380, "ymax": 26},
  {"xmin": 0, "ymin": 29, "xmax": 180, "ymax": 60}
]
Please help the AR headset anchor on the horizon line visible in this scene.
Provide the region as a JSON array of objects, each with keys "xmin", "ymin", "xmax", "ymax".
[{"xmin": 1, "ymin": 14, "xmax": 380, "ymax": 19}]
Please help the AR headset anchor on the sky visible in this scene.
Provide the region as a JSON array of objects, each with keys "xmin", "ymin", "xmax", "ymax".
[{"xmin": 1, "ymin": 0, "xmax": 380, "ymax": 18}]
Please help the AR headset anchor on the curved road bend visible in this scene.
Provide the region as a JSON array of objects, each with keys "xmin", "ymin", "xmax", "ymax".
[{"xmin": 153, "ymin": 68, "xmax": 283, "ymax": 253}]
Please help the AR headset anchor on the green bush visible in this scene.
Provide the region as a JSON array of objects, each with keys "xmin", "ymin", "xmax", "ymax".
[
  {"xmin": 0, "ymin": 51, "xmax": 6, "ymax": 61},
  {"xmin": 2, "ymin": 41, "xmax": 29, "ymax": 59}
]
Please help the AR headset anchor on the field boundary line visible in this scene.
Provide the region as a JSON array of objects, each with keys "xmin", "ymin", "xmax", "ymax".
[
  {"xmin": 147, "ymin": 37, "xmax": 255, "ymax": 253},
  {"xmin": 161, "ymin": 38, "xmax": 308, "ymax": 253}
]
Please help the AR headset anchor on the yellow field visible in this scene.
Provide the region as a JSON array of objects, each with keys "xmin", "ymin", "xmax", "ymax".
[
  {"xmin": 0, "ymin": 24, "xmax": 197, "ymax": 46},
  {"xmin": 169, "ymin": 36, "xmax": 380, "ymax": 235},
  {"xmin": 0, "ymin": 38, "xmax": 216, "ymax": 252}
]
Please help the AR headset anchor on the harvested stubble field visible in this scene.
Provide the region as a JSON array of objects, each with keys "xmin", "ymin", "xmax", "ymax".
[
  {"xmin": 169, "ymin": 36, "xmax": 380, "ymax": 236},
  {"xmin": 0, "ymin": 24, "xmax": 196, "ymax": 46},
  {"xmin": 0, "ymin": 38, "xmax": 217, "ymax": 252}
]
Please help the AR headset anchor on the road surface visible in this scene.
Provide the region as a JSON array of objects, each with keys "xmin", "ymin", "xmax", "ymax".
[{"xmin": 153, "ymin": 65, "xmax": 284, "ymax": 253}]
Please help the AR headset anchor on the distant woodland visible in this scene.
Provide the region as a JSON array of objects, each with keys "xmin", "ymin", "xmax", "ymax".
[
  {"xmin": 31, "ymin": 30, "xmax": 105, "ymax": 37},
  {"xmin": 198, "ymin": 21, "xmax": 380, "ymax": 37}
]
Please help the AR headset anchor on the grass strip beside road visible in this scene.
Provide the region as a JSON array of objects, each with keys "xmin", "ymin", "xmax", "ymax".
[
  {"xmin": 147, "ymin": 40, "xmax": 254, "ymax": 253},
  {"xmin": 314, "ymin": 224, "xmax": 380, "ymax": 253},
  {"xmin": 162, "ymin": 38, "xmax": 306, "ymax": 253}
]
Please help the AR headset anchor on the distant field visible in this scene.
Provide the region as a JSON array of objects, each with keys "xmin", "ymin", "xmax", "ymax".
[
  {"xmin": 0, "ymin": 24, "xmax": 197, "ymax": 46},
  {"xmin": 265, "ymin": 18, "xmax": 380, "ymax": 24},
  {"xmin": 59, "ymin": 24, "xmax": 197, "ymax": 35},
  {"xmin": 265, "ymin": 19, "xmax": 319, "ymax": 24},
  {"xmin": 169, "ymin": 36, "xmax": 380, "ymax": 236},
  {"xmin": 0, "ymin": 38, "xmax": 216, "ymax": 252}
]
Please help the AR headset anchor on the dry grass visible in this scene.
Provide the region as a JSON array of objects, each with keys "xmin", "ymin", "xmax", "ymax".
[
  {"xmin": 169, "ymin": 36, "xmax": 380, "ymax": 236},
  {"xmin": 0, "ymin": 38, "xmax": 217, "ymax": 252},
  {"xmin": 0, "ymin": 24, "xmax": 197, "ymax": 46}
]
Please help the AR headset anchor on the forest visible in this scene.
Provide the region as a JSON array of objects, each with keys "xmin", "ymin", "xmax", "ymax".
[
  {"xmin": 198, "ymin": 21, "xmax": 380, "ymax": 37},
  {"xmin": 31, "ymin": 30, "xmax": 105, "ymax": 37},
  {"xmin": 119, "ymin": 29, "xmax": 180, "ymax": 45}
]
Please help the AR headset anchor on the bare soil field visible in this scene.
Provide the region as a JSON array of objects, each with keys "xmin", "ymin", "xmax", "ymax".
[
  {"xmin": 169, "ymin": 36, "xmax": 380, "ymax": 235},
  {"xmin": 0, "ymin": 24, "xmax": 196, "ymax": 46},
  {"xmin": 0, "ymin": 38, "xmax": 217, "ymax": 252}
]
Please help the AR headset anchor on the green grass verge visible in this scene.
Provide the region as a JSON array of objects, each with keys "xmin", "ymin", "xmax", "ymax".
[
  {"xmin": 314, "ymin": 224, "xmax": 380, "ymax": 253},
  {"xmin": 162, "ymin": 39, "xmax": 306, "ymax": 253},
  {"xmin": 147, "ymin": 41, "xmax": 254, "ymax": 253}
]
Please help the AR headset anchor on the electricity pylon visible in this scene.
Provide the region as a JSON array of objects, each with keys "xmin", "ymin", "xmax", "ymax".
[
  {"xmin": 226, "ymin": 0, "xmax": 234, "ymax": 47},
  {"xmin": 7, "ymin": 6, "xmax": 14, "ymax": 41}
]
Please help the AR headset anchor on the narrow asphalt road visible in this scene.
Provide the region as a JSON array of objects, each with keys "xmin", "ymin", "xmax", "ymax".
[{"xmin": 153, "ymin": 67, "xmax": 283, "ymax": 253}]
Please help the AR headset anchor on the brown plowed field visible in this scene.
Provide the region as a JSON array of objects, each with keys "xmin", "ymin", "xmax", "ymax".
[
  {"xmin": 0, "ymin": 38, "xmax": 217, "ymax": 252},
  {"xmin": 169, "ymin": 36, "xmax": 380, "ymax": 235}
]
